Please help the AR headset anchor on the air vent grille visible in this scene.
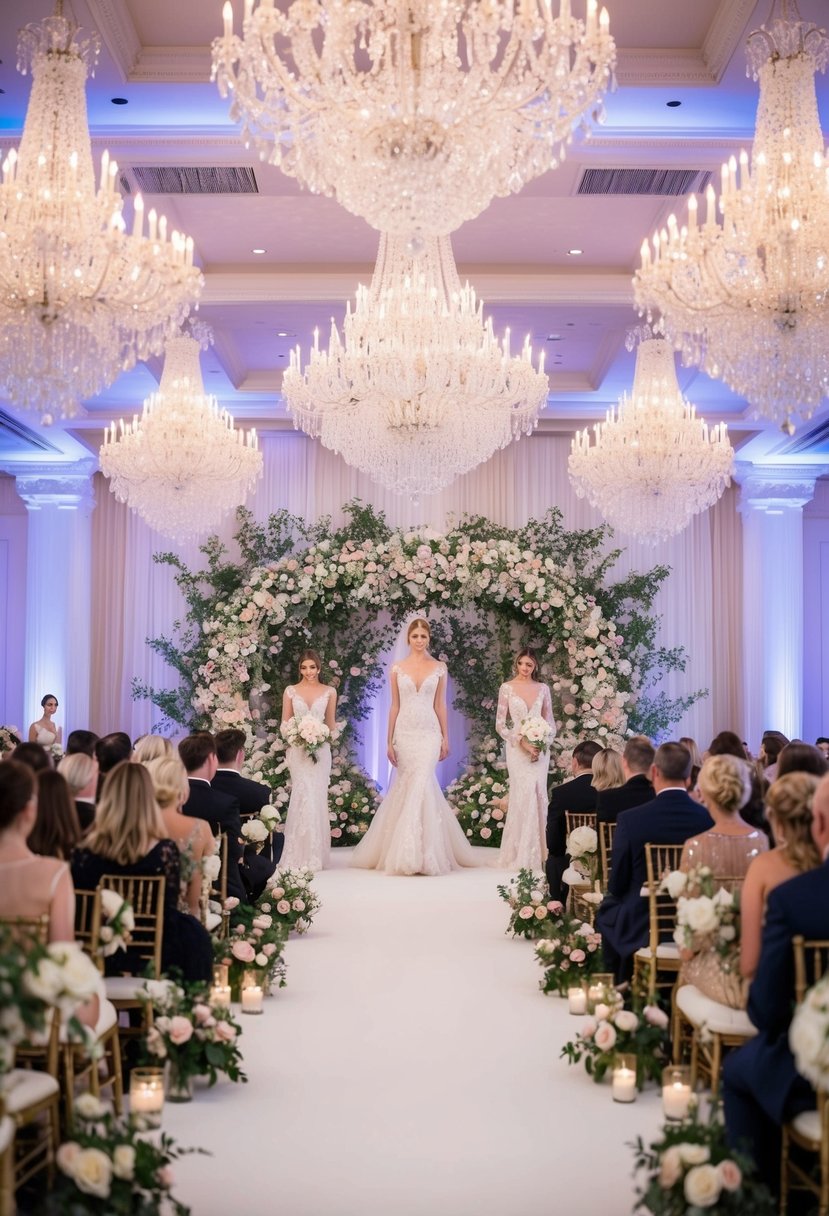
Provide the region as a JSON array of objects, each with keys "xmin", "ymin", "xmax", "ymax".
[
  {"xmin": 577, "ymin": 168, "xmax": 714, "ymax": 197},
  {"xmin": 123, "ymin": 166, "xmax": 259, "ymax": 195}
]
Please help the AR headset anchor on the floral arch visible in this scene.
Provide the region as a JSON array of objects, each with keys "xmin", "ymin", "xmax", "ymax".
[{"xmin": 140, "ymin": 503, "xmax": 699, "ymax": 846}]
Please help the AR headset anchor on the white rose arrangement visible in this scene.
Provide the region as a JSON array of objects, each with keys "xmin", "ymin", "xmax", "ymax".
[
  {"xmin": 280, "ymin": 715, "xmax": 331, "ymax": 763},
  {"xmin": 790, "ymin": 973, "xmax": 829, "ymax": 1092},
  {"xmin": 563, "ymin": 824, "xmax": 599, "ymax": 889},
  {"xmin": 665, "ymin": 866, "xmax": 741, "ymax": 969},
  {"xmin": 97, "ymin": 889, "xmax": 135, "ymax": 959}
]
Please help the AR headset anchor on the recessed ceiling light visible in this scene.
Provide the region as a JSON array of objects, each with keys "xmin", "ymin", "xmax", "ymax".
[
  {"xmin": 567, "ymin": 248, "xmax": 583, "ymax": 256},
  {"xmin": 277, "ymin": 330, "xmax": 288, "ymax": 337},
  {"xmin": 666, "ymin": 99, "xmax": 682, "ymax": 108},
  {"xmin": 111, "ymin": 97, "xmax": 129, "ymax": 105},
  {"xmin": 547, "ymin": 334, "xmax": 562, "ymax": 341},
  {"xmin": 252, "ymin": 247, "xmax": 266, "ymax": 254}
]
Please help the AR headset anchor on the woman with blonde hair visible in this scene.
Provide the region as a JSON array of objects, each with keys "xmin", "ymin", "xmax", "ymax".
[
  {"xmin": 740, "ymin": 772, "xmax": 822, "ymax": 979},
  {"xmin": 591, "ymin": 748, "xmax": 624, "ymax": 793},
  {"xmin": 680, "ymin": 754, "xmax": 768, "ymax": 878},
  {"xmin": 144, "ymin": 754, "xmax": 214, "ymax": 916},
  {"xmin": 132, "ymin": 735, "xmax": 173, "ymax": 764},
  {"xmin": 59, "ymin": 751, "xmax": 98, "ymax": 833},
  {"xmin": 71, "ymin": 761, "xmax": 212, "ymax": 982}
]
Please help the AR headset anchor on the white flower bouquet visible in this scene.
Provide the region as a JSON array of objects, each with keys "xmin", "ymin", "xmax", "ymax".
[
  {"xmin": 97, "ymin": 890, "xmax": 135, "ymax": 959},
  {"xmin": 517, "ymin": 715, "xmax": 554, "ymax": 754},
  {"xmin": 23, "ymin": 941, "xmax": 102, "ymax": 1016},
  {"xmin": 280, "ymin": 715, "xmax": 331, "ymax": 763},
  {"xmin": 790, "ymin": 973, "xmax": 829, "ymax": 1092},
  {"xmin": 259, "ymin": 803, "xmax": 281, "ymax": 833},
  {"xmin": 563, "ymin": 824, "xmax": 599, "ymax": 887},
  {"xmin": 241, "ymin": 818, "xmax": 269, "ymax": 849},
  {"xmin": 666, "ymin": 867, "xmax": 740, "ymax": 969}
]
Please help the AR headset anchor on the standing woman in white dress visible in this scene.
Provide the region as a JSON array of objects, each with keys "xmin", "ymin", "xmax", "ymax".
[
  {"xmin": 352, "ymin": 618, "xmax": 478, "ymax": 876},
  {"xmin": 28, "ymin": 693, "xmax": 62, "ymax": 748},
  {"xmin": 496, "ymin": 649, "xmax": 556, "ymax": 871},
  {"xmin": 280, "ymin": 650, "xmax": 336, "ymax": 871}
]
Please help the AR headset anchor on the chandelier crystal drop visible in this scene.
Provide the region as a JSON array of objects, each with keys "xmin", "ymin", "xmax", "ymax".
[
  {"xmin": 633, "ymin": 0, "xmax": 829, "ymax": 429},
  {"xmin": 212, "ymin": 0, "xmax": 615, "ymax": 238},
  {"xmin": 0, "ymin": 6, "xmax": 202, "ymax": 422},
  {"xmin": 568, "ymin": 331, "xmax": 734, "ymax": 545},
  {"xmin": 99, "ymin": 323, "xmax": 262, "ymax": 542},
  {"xmin": 282, "ymin": 234, "xmax": 549, "ymax": 499}
]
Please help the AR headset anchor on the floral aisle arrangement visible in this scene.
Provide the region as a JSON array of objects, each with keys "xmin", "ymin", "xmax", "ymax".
[
  {"xmin": 137, "ymin": 504, "xmax": 699, "ymax": 819},
  {"xmin": 97, "ymin": 890, "xmax": 135, "ymax": 959},
  {"xmin": 560, "ymin": 1000, "xmax": 670, "ymax": 1088},
  {"xmin": 240, "ymin": 817, "xmax": 270, "ymax": 851},
  {"xmin": 446, "ymin": 735, "xmax": 509, "ymax": 847},
  {"xmin": 534, "ymin": 909, "xmax": 603, "ymax": 995},
  {"xmin": 280, "ymin": 715, "xmax": 331, "ymax": 762},
  {"xmin": 265, "ymin": 868, "xmax": 321, "ymax": 935},
  {"xmin": 44, "ymin": 1093, "xmax": 198, "ymax": 1215},
  {"xmin": 497, "ymin": 869, "xmax": 557, "ymax": 940},
  {"xmin": 140, "ymin": 977, "xmax": 246, "ymax": 1097},
  {"xmin": 789, "ymin": 972, "xmax": 829, "ymax": 1090},
  {"xmin": 632, "ymin": 1102, "xmax": 775, "ymax": 1215},
  {"xmin": 213, "ymin": 898, "xmax": 288, "ymax": 995},
  {"xmin": 562, "ymin": 824, "xmax": 599, "ymax": 889}
]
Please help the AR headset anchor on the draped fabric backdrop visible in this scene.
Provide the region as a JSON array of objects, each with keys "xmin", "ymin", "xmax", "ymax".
[{"xmin": 88, "ymin": 433, "xmax": 743, "ymax": 767}]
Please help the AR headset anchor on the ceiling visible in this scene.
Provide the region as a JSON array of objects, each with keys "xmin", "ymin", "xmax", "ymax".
[{"xmin": 1, "ymin": 0, "xmax": 829, "ymax": 470}]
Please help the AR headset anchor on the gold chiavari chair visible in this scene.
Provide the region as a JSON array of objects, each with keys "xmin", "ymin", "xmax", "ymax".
[
  {"xmin": 781, "ymin": 936, "xmax": 829, "ymax": 1216},
  {"xmin": 97, "ymin": 876, "xmax": 165, "ymax": 1040},
  {"xmin": 632, "ymin": 843, "xmax": 685, "ymax": 1001}
]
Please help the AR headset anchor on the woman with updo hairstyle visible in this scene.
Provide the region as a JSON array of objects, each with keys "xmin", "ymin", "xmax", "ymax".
[
  {"xmin": 132, "ymin": 735, "xmax": 174, "ymax": 764},
  {"xmin": 591, "ymin": 748, "xmax": 624, "ymax": 793},
  {"xmin": 28, "ymin": 693, "xmax": 61, "ymax": 748},
  {"xmin": 27, "ymin": 769, "xmax": 81, "ymax": 861},
  {"xmin": 71, "ymin": 761, "xmax": 212, "ymax": 982},
  {"xmin": 280, "ymin": 647, "xmax": 337, "ymax": 871},
  {"xmin": 740, "ymin": 772, "xmax": 823, "ymax": 979},
  {"xmin": 681, "ymin": 754, "xmax": 768, "ymax": 878},
  {"xmin": 707, "ymin": 730, "xmax": 768, "ymax": 833},
  {"xmin": 144, "ymin": 754, "xmax": 214, "ymax": 916},
  {"xmin": 495, "ymin": 647, "xmax": 556, "ymax": 870}
]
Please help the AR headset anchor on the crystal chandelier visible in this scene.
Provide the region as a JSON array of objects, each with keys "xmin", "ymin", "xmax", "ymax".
[
  {"xmin": 568, "ymin": 330, "xmax": 734, "ymax": 545},
  {"xmin": 99, "ymin": 323, "xmax": 262, "ymax": 541},
  {"xmin": 633, "ymin": 0, "xmax": 829, "ymax": 430},
  {"xmin": 282, "ymin": 234, "xmax": 548, "ymax": 499},
  {"xmin": 212, "ymin": 0, "xmax": 615, "ymax": 238},
  {"xmin": 0, "ymin": 5, "xmax": 202, "ymax": 422}
]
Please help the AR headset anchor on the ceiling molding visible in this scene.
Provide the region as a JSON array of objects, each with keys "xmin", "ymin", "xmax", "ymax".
[
  {"xmin": 211, "ymin": 331, "xmax": 248, "ymax": 391},
  {"xmin": 615, "ymin": 48, "xmax": 716, "ymax": 88},
  {"xmin": 701, "ymin": 0, "xmax": 757, "ymax": 83},
  {"xmin": 130, "ymin": 46, "xmax": 213, "ymax": 84},
  {"xmin": 84, "ymin": 0, "xmax": 141, "ymax": 81}
]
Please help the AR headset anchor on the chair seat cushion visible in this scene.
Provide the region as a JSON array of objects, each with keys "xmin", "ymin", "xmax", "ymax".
[
  {"xmin": 1, "ymin": 1069, "xmax": 59, "ymax": 1114},
  {"xmin": 635, "ymin": 943, "xmax": 680, "ymax": 961},
  {"xmin": 60, "ymin": 998, "xmax": 118, "ymax": 1043},
  {"xmin": 676, "ymin": 984, "xmax": 757, "ymax": 1036},
  {"xmin": 105, "ymin": 976, "xmax": 146, "ymax": 1002},
  {"xmin": 205, "ymin": 911, "xmax": 222, "ymax": 932},
  {"xmin": 791, "ymin": 1109, "xmax": 821, "ymax": 1143}
]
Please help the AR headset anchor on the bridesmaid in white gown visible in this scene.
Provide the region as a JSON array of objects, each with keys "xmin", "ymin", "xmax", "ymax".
[
  {"xmin": 352, "ymin": 618, "xmax": 478, "ymax": 876},
  {"xmin": 28, "ymin": 693, "xmax": 62, "ymax": 748},
  {"xmin": 280, "ymin": 650, "xmax": 336, "ymax": 871},
  {"xmin": 496, "ymin": 649, "xmax": 556, "ymax": 871}
]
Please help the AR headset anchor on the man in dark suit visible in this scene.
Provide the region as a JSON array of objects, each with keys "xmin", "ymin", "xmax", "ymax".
[
  {"xmin": 722, "ymin": 773, "xmax": 829, "ymax": 1194},
  {"xmin": 545, "ymin": 739, "xmax": 602, "ymax": 902},
  {"xmin": 596, "ymin": 735, "xmax": 655, "ymax": 824},
  {"xmin": 179, "ymin": 732, "xmax": 248, "ymax": 904},
  {"xmin": 595, "ymin": 742, "xmax": 712, "ymax": 983},
  {"xmin": 65, "ymin": 729, "xmax": 99, "ymax": 758},
  {"xmin": 212, "ymin": 728, "xmax": 284, "ymax": 864}
]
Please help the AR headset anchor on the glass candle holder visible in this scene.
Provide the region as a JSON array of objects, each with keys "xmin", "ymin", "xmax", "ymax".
[
  {"xmin": 586, "ymin": 973, "xmax": 615, "ymax": 1013},
  {"xmin": 567, "ymin": 985, "xmax": 587, "ymax": 1015},
  {"xmin": 611, "ymin": 1054, "xmax": 637, "ymax": 1103},
  {"xmin": 129, "ymin": 1067, "xmax": 165, "ymax": 1128},
  {"xmin": 241, "ymin": 969, "xmax": 264, "ymax": 1015},
  {"xmin": 662, "ymin": 1065, "xmax": 693, "ymax": 1121}
]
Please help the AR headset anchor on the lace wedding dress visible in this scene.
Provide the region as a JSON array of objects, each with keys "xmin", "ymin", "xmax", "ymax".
[
  {"xmin": 495, "ymin": 682, "xmax": 555, "ymax": 871},
  {"xmin": 351, "ymin": 663, "xmax": 479, "ymax": 876},
  {"xmin": 281, "ymin": 686, "xmax": 333, "ymax": 872}
]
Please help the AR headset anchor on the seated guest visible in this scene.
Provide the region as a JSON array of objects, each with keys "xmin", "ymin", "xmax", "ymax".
[
  {"xmin": 591, "ymin": 748, "xmax": 624, "ymax": 796},
  {"xmin": 212, "ymin": 728, "xmax": 284, "ymax": 864},
  {"xmin": 596, "ymin": 735, "xmax": 655, "ymax": 825},
  {"xmin": 72, "ymin": 762, "xmax": 212, "ymax": 983},
  {"xmin": 145, "ymin": 755, "xmax": 214, "ymax": 917},
  {"xmin": 723, "ymin": 773, "xmax": 829, "ymax": 1196},
  {"xmin": 28, "ymin": 769, "xmax": 82, "ymax": 861},
  {"xmin": 65, "ymin": 729, "xmax": 99, "ymax": 758},
  {"xmin": 681, "ymin": 754, "xmax": 768, "ymax": 878},
  {"xmin": 817, "ymin": 736, "xmax": 829, "ymax": 760},
  {"xmin": 759, "ymin": 730, "xmax": 789, "ymax": 782},
  {"xmin": 95, "ymin": 732, "xmax": 132, "ymax": 798},
  {"xmin": 10, "ymin": 741, "xmax": 52, "ymax": 773},
  {"xmin": 133, "ymin": 735, "xmax": 173, "ymax": 764},
  {"xmin": 595, "ymin": 742, "xmax": 712, "ymax": 984},
  {"xmin": 776, "ymin": 741, "xmax": 828, "ymax": 780},
  {"xmin": 179, "ymin": 732, "xmax": 247, "ymax": 904},
  {"xmin": 740, "ymin": 773, "xmax": 822, "ymax": 980},
  {"xmin": 709, "ymin": 731, "xmax": 767, "ymax": 834},
  {"xmin": 58, "ymin": 752, "xmax": 98, "ymax": 833},
  {"xmin": 545, "ymin": 739, "xmax": 602, "ymax": 903},
  {"xmin": 0, "ymin": 761, "xmax": 98, "ymax": 1027}
]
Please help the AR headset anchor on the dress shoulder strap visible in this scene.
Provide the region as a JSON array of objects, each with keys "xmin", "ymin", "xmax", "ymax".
[
  {"xmin": 48, "ymin": 861, "xmax": 69, "ymax": 899},
  {"xmin": 286, "ymin": 685, "xmax": 295, "ymax": 699},
  {"xmin": 390, "ymin": 664, "xmax": 399, "ymax": 676}
]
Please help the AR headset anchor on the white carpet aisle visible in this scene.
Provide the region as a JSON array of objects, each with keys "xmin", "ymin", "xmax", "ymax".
[{"xmin": 165, "ymin": 851, "xmax": 665, "ymax": 1216}]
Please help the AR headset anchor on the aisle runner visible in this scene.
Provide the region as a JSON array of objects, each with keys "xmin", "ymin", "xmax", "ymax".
[{"xmin": 166, "ymin": 853, "xmax": 664, "ymax": 1216}]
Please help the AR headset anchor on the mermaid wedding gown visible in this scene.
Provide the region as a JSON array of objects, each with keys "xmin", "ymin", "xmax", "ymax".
[
  {"xmin": 496, "ymin": 682, "xmax": 555, "ymax": 871},
  {"xmin": 280, "ymin": 686, "xmax": 333, "ymax": 872},
  {"xmin": 351, "ymin": 663, "xmax": 478, "ymax": 876}
]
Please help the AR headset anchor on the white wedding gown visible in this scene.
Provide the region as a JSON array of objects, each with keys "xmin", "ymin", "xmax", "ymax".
[
  {"xmin": 280, "ymin": 686, "xmax": 333, "ymax": 872},
  {"xmin": 496, "ymin": 682, "xmax": 555, "ymax": 871},
  {"xmin": 351, "ymin": 663, "xmax": 479, "ymax": 876}
]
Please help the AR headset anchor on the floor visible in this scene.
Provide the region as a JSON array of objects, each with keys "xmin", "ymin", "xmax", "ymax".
[{"xmin": 164, "ymin": 851, "xmax": 665, "ymax": 1216}]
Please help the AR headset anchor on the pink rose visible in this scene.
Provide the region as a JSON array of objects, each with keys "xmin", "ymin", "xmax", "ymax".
[
  {"xmin": 156, "ymin": 1166, "xmax": 174, "ymax": 1190},
  {"xmin": 231, "ymin": 940, "xmax": 256, "ymax": 963},
  {"xmin": 292, "ymin": 899, "xmax": 306, "ymax": 912},
  {"xmin": 168, "ymin": 1016, "xmax": 194, "ymax": 1045},
  {"xmin": 262, "ymin": 943, "xmax": 277, "ymax": 957},
  {"xmin": 350, "ymin": 667, "xmax": 362, "ymax": 677},
  {"xmin": 193, "ymin": 1003, "xmax": 212, "ymax": 1024},
  {"xmin": 580, "ymin": 1017, "xmax": 597, "ymax": 1040},
  {"xmin": 214, "ymin": 1020, "xmax": 237, "ymax": 1043},
  {"xmin": 547, "ymin": 900, "xmax": 564, "ymax": 913},
  {"xmin": 518, "ymin": 907, "xmax": 534, "ymax": 920},
  {"xmin": 277, "ymin": 900, "xmax": 291, "ymax": 914},
  {"xmin": 270, "ymin": 887, "xmax": 285, "ymax": 900},
  {"xmin": 569, "ymin": 949, "xmax": 586, "ymax": 963},
  {"xmin": 659, "ymin": 1147, "xmax": 683, "ymax": 1189},
  {"xmin": 593, "ymin": 1022, "xmax": 617, "ymax": 1051},
  {"xmin": 718, "ymin": 1160, "xmax": 742, "ymax": 1192},
  {"xmin": 331, "ymin": 828, "xmax": 343, "ymax": 838},
  {"xmin": 224, "ymin": 897, "xmax": 240, "ymax": 910},
  {"xmin": 534, "ymin": 906, "xmax": 547, "ymax": 920},
  {"xmin": 644, "ymin": 1004, "xmax": 669, "ymax": 1030}
]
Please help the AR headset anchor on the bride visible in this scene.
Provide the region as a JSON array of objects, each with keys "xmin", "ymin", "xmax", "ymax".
[
  {"xmin": 352, "ymin": 618, "xmax": 478, "ymax": 876},
  {"xmin": 496, "ymin": 649, "xmax": 556, "ymax": 871},
  {"xmin": 280, "ymin": 650, "xmax": 336, "ymax": 871}
]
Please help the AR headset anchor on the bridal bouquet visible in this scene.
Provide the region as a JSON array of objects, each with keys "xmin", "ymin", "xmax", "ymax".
[
  {"xmin": 45, "ymin": 1093, "xmax": 198, "ymax": 1215},
  {"xmin": 265, "ymin": 867, "xmax": 321, "ymax": 935},
  {"xmin": 561, "ymin": 999, "xmax": 670, "ymax": 1088},
  {"xmin": 665, "ymin": 867, "xmax": 741, "ymax": 968},
  {"xmin": 497, "ymin": 869, "xmax": 556, "ymax": 940},
  {"xmin": 0, "ymin": 724, "xmax": 21, "ymax": 757},
  {"xmin": 280, "ymin": 715, "xmax": 331, "ymax": 763},
  {"xmin": 790, "ymin": 972, "xmax": 829, "ymax": 1091},
  {"xmin": 140, "ymin": 976, "xmax": 246, "ymax": 1093},
  {"xmin": 97, "ymin": 890, "xmax": 135, "ymax": 959},
  {"xmin": 562, "ymin": 824, "xmax": 599, "ymax": 888},
  {"xmin": 632, "ymin": 1102, "xmax": 775, "ymax": 1215},
  {"xmin": 517, "ymin": 715, "xmax": 554, "ymax": 754},
  {"xmin": 214, "ymin": 899, "xmax": 288, "ymax": 995},
  {"xmin": 534, "ymin": 910, "xmax": 603, "ymax": 995},
  {"xmin": 241, "ymin": 818, "xmax": 270, "ymax": 850}
]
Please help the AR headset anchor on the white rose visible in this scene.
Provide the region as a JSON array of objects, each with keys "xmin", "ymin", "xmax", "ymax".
[
  {"xmin": 613, "ymin": 1010, "xmax": 639, "ymax": 1034},
  {"xmin": 677, "ymin": 1143, "xmax": 710, "ymax": 1166},
  {"xmin": 72, "ymin": 1148, "xmax": 113, "ymax": 1199},
  {"xmin": 662, "ymin": 870, "xmax": 687, "ymax": 899},
  {"xmin": 682, "ymin": 896, "xmax": 719, "ymax": 936},
  {"xmin": 112, "ymin": 1144, "xmax": 135, "ymax": 1180},
  {"xmin": 99, "ymin": 889, "xmax": 123, "ymax": 919},
  {"xmin": 683, "ymin": 1163, "xmax": 722, "ymax": 1208},
  {"xmin": 74, "ymin": 1093, "xmax": 107, "ymax": 1121}
]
